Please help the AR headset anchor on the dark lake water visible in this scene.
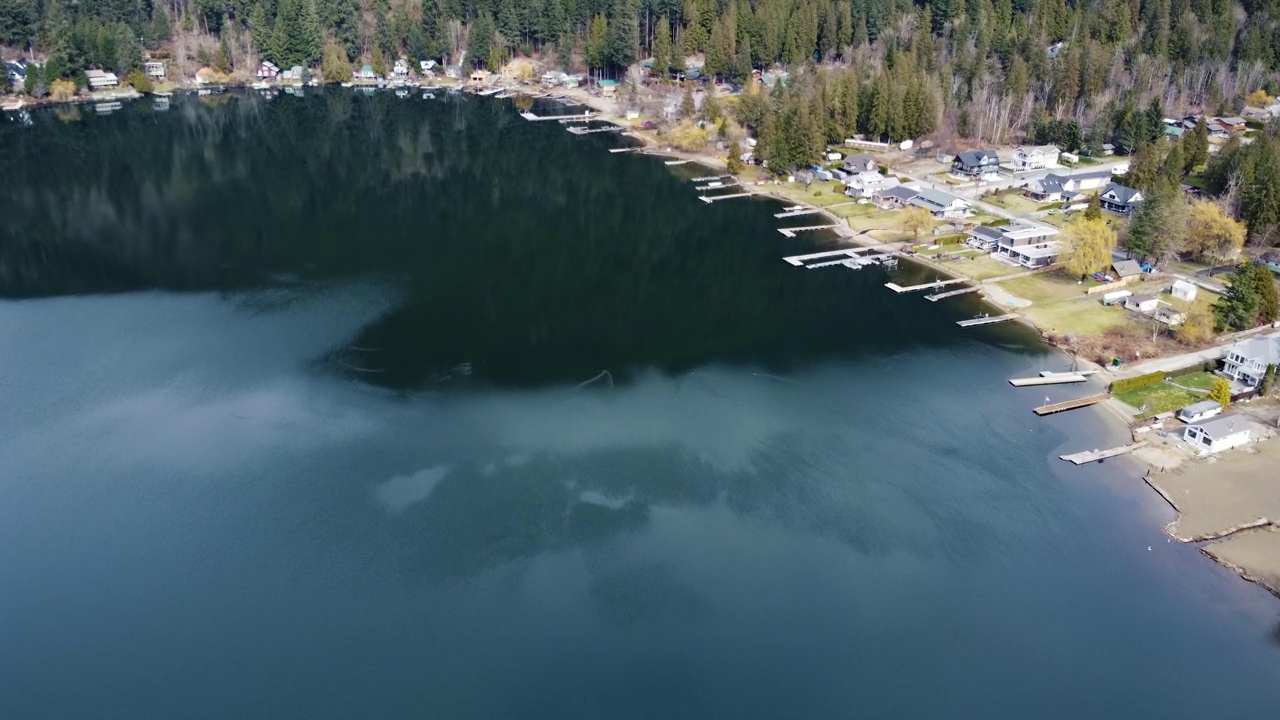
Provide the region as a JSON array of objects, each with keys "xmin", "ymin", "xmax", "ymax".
[{"xmin": 1, "ymin": 90, "xmax": 1278, "ymax": 719}]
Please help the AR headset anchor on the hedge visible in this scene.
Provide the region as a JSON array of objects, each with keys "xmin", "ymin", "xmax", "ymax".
[{"xmin": 1109, "ymin": 371, "xmax": 1167, "ymax": 394}]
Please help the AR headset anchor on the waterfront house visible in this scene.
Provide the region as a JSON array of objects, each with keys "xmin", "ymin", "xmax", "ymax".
[
  {"xmin": 1027, "ymin": 170, "xmax": 1115, "ymax": 203},
  {"xmin": 1177, "ymin": 400, "xmax": 1222, "ymax": 424},
  {"xmin": 85, "ymin": 69, "xmax": 119, "ymax": 90},
  {"xmin": 420, "ymin": 60, "xmax": 437, "ymax": 76},
  {"xmin": 393, "ymin": 58, "xmax": 410, "ymax": 80},
  {"xmin": 844, "ymin": 171, "xmax": 898, "ymax": 198},
  {"xmin": 144, "ymin": 61, "xmax": 165, "ymax": 79},
  {"xmin": 965, "ymin": 225, "xmax": 1005, "ymax": 251},
  {"xmin": 281, "ymin": 65, "xmax": 304, "ymax": 82},
  {"xmin": 1012, "ymin": 145, "xmax": 1060, "ymax": 171},
  {"xmin": 875, "ymin": 185, "xmax": 922, "ymax": 209},
  {"xmin": 951, "ymin": 150, "xmax": 1000, "ymax": 180},
  {"xmin": 1124, "ymin": 294, "xmax": 1159, "ymax": 313},
  {"xmin": 841, "ymin": 153, "xmax": 879, "ymax": 174},
  {"xmin": 1170, "ymin": 279, "xmax": 1198, "ymax": 302},
  {"xmin": 907, "ymin": 187, "xmax": 972, "ymax": 219},
  {"xmin": 1222, "ymin": 335, "xmax": 1280, "ymax": 386},
  {"xmin": 353, "ymin": 65, "xmax": 376, "ymax": 82},
  {"xmin": 1183, "ymin": 415, "xmax": 1251, "ymax": 454},
  {"xmin": 6, "ymin": 60, "xmax": 26, "ymax": 86},
  {"xmin": 469, "ymin": 69, "xmax": 491, "ymax": 83},
  {"xmin": 1099, "ymin": 183, "xmax": 1143, "ymax": 215},
  {"xmin": 992, "ymin": 223, "xmax": 1062, "ymax": 268},
  {"xmin": 1112, "ymin": 259, "xmax": 1143, "ymax": 280},
  {"xmin": 256, "ymin": 61, "xmax": 280, "ymax": 80}
]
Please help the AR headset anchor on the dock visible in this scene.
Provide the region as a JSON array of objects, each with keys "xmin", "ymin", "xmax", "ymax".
[
  {"xmin": 925, "ymin": 285, "xmax": 981, "ymax": 301},
  {"xmin": 885, "ymin": 278, "xmax": 968, "ymax": 294},
  {"xmin": 699, "ymin": 192, "xmax": 753, "ymax": 203},
  {"xmin": 665, "ymin": 159, "xmax": 690, "ymax": 166},
  {"xmin": 956, "ymin": 313, "xmax": 1020, "ymax": 327},
  {"xmin": 1033, "ymin": 393, "xmax": 1107, "ymax": 416},
  {"xmin": 1060, "ymin": 442, "xmax": 1148, "ymax": 465},
  {"xmin": 695, "ymin": 179, "xmax": 741, "ymax": 191},
  {"xmin": 608, "ymin": 147, "xmax": 640, "ymax": 153},
  {"xmin": 1008, "ymin": 374, "xmax": 1088, "ymax": 387},
  {"xmin": 521, "ymin": 111, "xmax": 594, "ymax": 121},
  {"xmin": 778, "ymin": 224, "xmax": 840, "ymax": 237},
  {"xmin": 691, "ymin": 174, "xmax": 732, "ymax": 182},
  {"xmin": 567, "ymin": 125, "xmax": 622, "ymax": 135},
  {"xmin": 774, "ymin": 207, "xmax": 822, "ymax": 218}
]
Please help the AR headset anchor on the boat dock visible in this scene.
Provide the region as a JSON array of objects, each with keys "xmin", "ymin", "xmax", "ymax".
[
  {"xmin": 783, "ymin": 249, "xmax": 864, "ymax": 266},
  {"xmin": 774, "ymin": 207, "xmax": 822, "ymax": 218},
  {"xmin": 1008, "ymin": 374, "xmax": 1088, "ymax": 387},
  {"xmin": 521, "ymin": 111, "xmax": 594, "ymax": 121},
  {"xmin": 885, "ymin": 278, "xmax": 968, "ymax": 294},
  {"xmin": 925, "ymin": 285, "xmax": 981, "ymax": 301},
  {"xmin": 691, "ymin": 174, "xmax": 732, "ymax": 183},
  {"xmin": 781, "ymin": 248, "xmax": 897, "ymax": 269},
  {"xmin": 778, "ymin": 224, "xmax": 840, "ymax": 237},
  {"xmin": 1060, "ymin": 442, "xmax": 1148, "ymax": 465},
  {"xmin": 665, "ymin": 159, "xmax": 690, "ymax": 166},
  {"xmin": 698, "ymin": 192, "xmax": 753, "ymax": 203},
  {"xmin": 567, "ymin": 125, "xmax": 622, "ymax": 135},
  {"xmin": 695, "ymin": 179, "xmax": 741, "ymax": 191},
  {"xmin": 956, "ymin": 313, "xmax": 1020, "ymax": 327},
  {"xmin": 608, "ymin": 147, "xmax": 640, "ymax": 154},
  {"xmin": 1033, "ymin": 393, "xmax": 1107, "ymax": 416}
]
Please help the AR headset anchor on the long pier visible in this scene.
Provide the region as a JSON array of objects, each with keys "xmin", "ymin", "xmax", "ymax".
[
  {"xmin": 521, "ymin": 111, "xmax": 594, "ymax": 121},
  {"xmin": 925, "ymin": 285, "xmax": 981, "ymax": 301},
  {"xmin": 608, "ymin": 147, "xmax": 641, "ymax": 153},
  {"xmin": 691, "ymin": 174, "xmax": 732, "ymax": 182},
  {"xmin": 778, "ymin": 224, "xmax": 840, "ymax": 237},
  {"xmin": 1060, "ymin": 442, "xmax": 1148, "ymax": 464},
  {"xmin": 774, "ymin": 208, "xmax": 822, "ymax": 218},
  {"xmin": 885, "ymin": 278, "xmax": 968, "ymax": 294},
  {"xmin": 665, "ymin": 159, "xmax": 690, "ymax": 166},
  {"xmin": 1008, "ymin": 374, "xmax": 1088, "ymax": 387},
  {"xmin": 957, "ymin": 313, "xmax": 1019, "ymax": 327},
  {"xmin": 782, "ymin": 249, "xmax": 864, "ymax": 266},
  {"xmin": 567, "ymin": 125, "xmax": 623, "ymax": 135},
  {"xmin": 695, "ymin": 180, "xmax": 741, "ymax": 191},
  {"xmin": 1033, "ymin": 393, "xmax": 1107, "ymax": 416},
  {"xmin": 699, "ymin": 192, "xmax": 753, "ymax": 203}
]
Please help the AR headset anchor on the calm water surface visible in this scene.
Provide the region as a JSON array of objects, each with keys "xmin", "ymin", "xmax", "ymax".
[{"xmin": 1, "ymin": 91, "xmax": 1277, "ymax": 719}]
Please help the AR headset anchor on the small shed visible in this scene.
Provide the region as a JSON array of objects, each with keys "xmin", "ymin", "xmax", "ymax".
[
  {"xmin": 1177, "ymin": 400, "xmax": 1222, "ymax": 424},
  {"xmin": 1183, "ymin": 415, "xmax": 1251, "ymax": 454},
  {"xmin": 1170, "ymin": 279, "xmax": 1197, "ymax": 302},
  {"xmin": 1112, "ymin": 259, "xmax": 1142, "ymax": 279},
  {"xmin": 1124, "ymin": 294, "xmax": 1159, "ymax": 313}
]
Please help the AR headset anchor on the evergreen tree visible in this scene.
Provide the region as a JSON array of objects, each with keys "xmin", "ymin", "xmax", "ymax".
[
  {"xmin": 701, "ymin": 86, "xmax": 721, "ymax": 121},
  {"xmin": 584, "ymin": 13, "xmax": 608, "ymax": 73},
  {"xmin": 468, "ymin": 12, "xmax": 495, "ymax": 69},
  {"xmin": 652, "ymin": 15, "xmax": 671, "ymax": 82},
  {"xmin": 680, "ymin": 81, "xmax": 695, "ymax": 118}
]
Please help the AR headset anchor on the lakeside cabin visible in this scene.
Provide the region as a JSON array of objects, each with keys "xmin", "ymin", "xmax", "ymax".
[
  {"xmin": 85, "ymin": 69, "xmax": 119, "ymax": 90},
  {"xmin": 144, "ymin": 61, "xmax": 165, "ymax": 79},
  {"xmin": 1183, "ymin": 414, "xmax": 1251, "ymax": 454},
  {"xmin": 256, "ymin": 61, "xmax": 280, "ymax": 80},
  {"xmin": 1177, "ymin": 400, "xmax": 1223, "ymax": 424}
]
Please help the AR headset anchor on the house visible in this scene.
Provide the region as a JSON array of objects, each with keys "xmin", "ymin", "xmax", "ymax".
[
  {"xmin": 597, "ymin": 78, "xmax": 619, "ymax": 96},
  {"xmin": 353, "ymin": 65, "xmax": 376, "ymax": 82},
  {"xmin": 256, "ymin": 61, "xmax": 280, "ymax": 80},
  {"xmin": 965, "ymin": 225, "xmax": 1005, "ymax": 252},
  {"xmin": 6, "ymin": 60, "xmax": 26, "ymax": 86},
  {"xmin": 1101, "ymin": 143, "xmax": 1115, "ymax": 155},
  {"xmin": 952, "ymin": 150, "xmax": 1000, "ymax": 180},
  {"xmin": 392, "ymin": 58, "xmax": 410, "ymax": 79},
  {"xmin": 281, "ymin": 65, "xmax": 304, "ymax": 81},
  {"xmin": 1155, "ymin": 302, "xmax": 1187, "ymax": 326},
  {"xmin": 908, "ymin": 187, "xmax": 972, "ymax": 219},
  {"xmin": 1124, "ymin": 294, "xmax": 1159, "ymax": 313},
  {"xmin": 841, "ymin": 153, "xmax": 878, "ymax": 173},
  {"xmin": 992, "ymin": 223, "xmax": 1062, "ymax": 267},
  {"xmin": 1012, "ymin": 145, "xmax": 1060, "ymax": 171},
  {"xmin": 1183, "ymin": 415, "xmax": 1251, "ymax": 454},
  {"xmin": 1026, "ymin": 170, "xmax": 1114, "ymax": 202},
  {"xmin": 1170, "ymin": 279, "xmax": 1198, "ymax": 302},
  {"xmin": 1099, "ymin": 183, "xmax": 1143, "ymax": 215},
  {"xmin": 1242, "ymin": 106, "xmax": 1272, "ymax": 122},
  {"xmin": 876, "ymin": 185, "xmax": 922, "ymax": 208},
  {"xmin": 1177, "ymin": 400, "xmax": 1223, "ymax": 424},
  {"xmin": 1112, "ymin": 260, "xmax": 1143, "ymax": 280},
  {"xmin": 144, "ymin": 61, "xmax": 165, "ymax": 79},
  {"xmin": 85, "ymin": 69, "xmax": 119, "ymax": 89},
  {"xmin": 420, "ymin": 60, "xmax": 437, "ymax": 76},
  {"xmin": 1164, "ymin": 125, "xmax": 1185, "ymax": 138},
  {"xmin": 469, "ymin": 69, "xmax": 491, "ymax": 82},
  {"xmin": 1222, "ymin": 335, "xmax": 1280, "ymax": 386},
  {"xmin": 1216, "ymin": 116, "xmax": 1247, "ymax": 133},
  {"xmin": 844, "ymin": 171, "xmax": 898, "ymax": 198}
]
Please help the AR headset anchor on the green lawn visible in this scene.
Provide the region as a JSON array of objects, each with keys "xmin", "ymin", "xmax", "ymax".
[
  {"xmin": 986, "ymin": 193, "xmax": 1043, "ymax": 214},
  {"xmin": 778, "ymin": 180, "xmax": 850, "ymax": 207},
  {"xmin": 996, "ymin": 273, "xmax": 1129, "ymax": 335},
  {"xmin": 1170, "ymin": 371, "xmax": 1218, "ymax": 390},
  {"xmin": 825, "ymin": 202, "xmax": 881, "ymax": 219},
  {"xmin": 1113, "ymin": 383, "xmax": 1205, "ymax": 418}
]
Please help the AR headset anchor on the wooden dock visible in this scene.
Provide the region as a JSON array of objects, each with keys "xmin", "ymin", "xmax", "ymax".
[
  {"xmin": 567, "ymin": 125, "xmax": 622, "ymax": 134},
  {"xmin": 885, "ymin": 278, "xmax": 968, "ymax": 294},
  {"xmin": 1042, "ymin": 369, "xmax": 1098, "ymax": 377},
  {"xmin": 1033, "ymin": 393, "xmax": 1107, "ymax": 416},
  {"xmin": 1060, "ymin": 442, "xmax": 1148, "ymax": 465},
  {"xmin": 956, "ymin": 313, "xmax": 1020, "ymax": 327},
  {"xmin": 664, "ymin": 159, "xmax": 690, "ymax": 166},
  {"xmin": 778, "ymin": 224, "xmax": 840, "ymax": 237},
  {"xmin": 699, "ymin": 192, "xmax": 753, "ymax": 203},
  {"xmin": 1008, "ymin": 374, "xmax": 1088, "ymax": 387},
  {"xmin": 691, "ymin": 174, "xmax": 732, "ymax": 182},
  {"xmin": 695, "ymin": 179, "xmax": 740, "ymax": 191},
  {"xmin": 608, "ymin": 147, "xmax": 640, "ymax": 153},
  {"xmin": 925, "ymin": 285, "xmax": 981, "ymax": 301},
  {"xmin": 521, "ymin": 111, "xmax": 594, "ymax": 121},
  {"xmin": 774, "ymin": 207, "xmax": 822, "ymax": 218}
]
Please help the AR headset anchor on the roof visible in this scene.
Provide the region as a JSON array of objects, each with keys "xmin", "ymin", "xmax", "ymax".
[
  {"xmin": 1188, "ymin": 414, "xmax": 1249, "ymax": 439},
  {"xmin": 1000, "ymin": 223, "xmax": 1058, "ymax": 240},
  {"xmin": 1232, "ymin": 335, "xmax": 1280, "ymax": 365},
  {"xmin": 1219, "ymin": 116, "xmax": 1246, "ymax": 125},
  {"xmin": 880, "ymin": 186, "xmax": 920, "ymax": 202},
  {"xmin": 1017, "ymin": 145, "xmax": 1059, "ymax": 154},
  {"xmin": 1129, "ymin": 294, "xmax": 1158, "ymax": 304},
  {"xmin": 843, "ymin": 153, "xmax": 877, "ymax": 167},
  {"xmin": 956, "ymin": 149, "xmax": 998, "ymax": 166},
  {"xmin": 1171, "ymin": 279, "xmax": 1196, "ymax": 292},
  {"xmin": 1102, "ymin": 183, "xmax": 1141, "ymax": 204},
  {"xmin": 1180, "ymin": 400, "xmax": 1222, "ymax": 415},
  {"xmin": 914, "ymin": 187, "xmax": 967, "ymax": 208},
  {"xmin": 1112, "ymin": 259, "xmax": 1142, "ymax": 277},
  {"xmin": 969, "ymin": 226, "xmax": 1005, "ymax": 241},
  {"xmin": 1008, "ymin": 242, "xmax": 1063, "ymax": 259},
  {"xmin": 1032, "ymin": 177, "xmax": 1066, "ymax": 194}
]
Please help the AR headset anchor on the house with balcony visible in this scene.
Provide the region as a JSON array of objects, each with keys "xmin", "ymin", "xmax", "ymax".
[
  {"xmin": 85, "ymin": 69, "xmax": 119, "ymax": 90},
  {"xmin": 991, "ymin": 223, "xmax": 1061, "ymax": 268},
  {"xmin": 844, "ymin": 171, "xmax": 898, "ymax": 198},
  {"xmin": 1099, "ymin": 183, "xmax": 1143, "ymax": 215},
  {"xmin": 1222, "ymin": 335, "xmax": 1280, "ymax": 387},
  {"xmin": 951, "ymin": 150, "xmax": 1000, "ymax": 180},
  {"xmin": 1012, "ymin": 145, "xmax": 1060, "ymax": 171},
  {"xmin": 907, "ymin": 187, "xmax": 972, "ymax": 219}
]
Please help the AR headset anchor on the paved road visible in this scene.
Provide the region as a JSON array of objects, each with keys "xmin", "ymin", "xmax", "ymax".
[{"xmin": 1114, "ymin": 328, "xmax": 1280, "ymax": 378}]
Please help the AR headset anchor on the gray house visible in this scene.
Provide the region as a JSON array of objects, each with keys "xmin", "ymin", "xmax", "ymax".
[
  {"xmin": 1222, "ymin": 335, "xmax": 1280, "ymax": 386},
  {"xmin": 952, "ymin": 150, "xmax": 1000, "ymax": 179},
  {"xmin": 841, "ymin": 153, "xmax": 879, "ymax": 173},
  {"xmin": 1099, "ymin": 183, "xmax": 1143, "ymax": 215}
]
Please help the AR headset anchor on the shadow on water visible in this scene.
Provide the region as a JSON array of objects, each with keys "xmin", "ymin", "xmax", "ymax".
[{"xmin": 0, "ymin": 88, "xmax": 1049, "ymax": 390}]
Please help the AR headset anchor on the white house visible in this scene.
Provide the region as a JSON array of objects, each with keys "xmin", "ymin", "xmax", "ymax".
[
  {"xmin": 1170, "ymin": 279, "xmax": 1198, "ymax": 302},
  {"xmin": 144, "ymin": 61, "xmax": 165, "ymax": 79},
  {"xmin": 1012, "ymin": 145, "xmax": 1060, "ymax": 171},
  {"xmin": 1124, "ymin": 294, "xmax": 1160, "ymax": 313},
  {"xmin": 1183, "ymin": 415, "xmax": 1251, "ymax": 454},
  {"xmin": 1177, "ymin": 400, "xmax": 1222, "ymax": 423},
  {"xmin": 1222, "ymin": 335, "xmax": 1280, "ymax": 386},
  {"xmin": 844, "ymin": 171, "xmax": 898, "ymax": 198},
  {"xmin": 85, "ymin": 69, "xmax": 119, "ymax": 89},
  {"xmin": 907, "ymin": 187, "xmax": 972, "ymax": 219},
  {"xmin": 991, "ymin": 223, "xmax": 1061, "ymax": 268},
  {"xmin": 393, "ymin": 58, "xmax": 410, "ymax": 79},
  {"xmin": 1026, "ymin": 170, "xmax": 1112, "ymax": 203},
  {"xmin": 256, "ymin": 61, "xmax": 280, "ymax": 80}
]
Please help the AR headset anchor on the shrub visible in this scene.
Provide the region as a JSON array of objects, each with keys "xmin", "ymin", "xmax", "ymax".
[
  {"xmin": 49, "ymin": 79, "xmax": 76, "ymax": 102},
  {"xmin": 125, "ymin": 69, "xmax": 154, "ymax": 93},
  {"xmin": 667, "ymin": 121, "xmax": 709, "ymax": 152},
  {"xmin": 1109, "ymin": 371, "xmax": 1167, "ymax": 394}
]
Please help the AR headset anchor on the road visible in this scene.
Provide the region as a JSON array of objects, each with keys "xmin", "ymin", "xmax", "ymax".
[{"xmin": 1114, "ymin": 328, "xmax": 1280, "ymax": 378}]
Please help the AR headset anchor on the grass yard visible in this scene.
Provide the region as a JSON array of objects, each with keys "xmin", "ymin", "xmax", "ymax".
[
  {"xmin": 1170, "ymin": 371, "xmax": 1218, "ymax": 390},
  {"xmin": 777, "ymin": 180, "xmax": 850, "ymax": 207},
  {"xmin": 1112, "ymin": 383, "xmax": 1205, "ymax": 418},
  {"xmin": 825, "ymin": 202, "xmax": 881, "ymax": 219},
  {"xmin": 953, "ymin": 254, "xmax": 1024, "ymax": 280},
  {"xmin": 996, "ymin": 273, "xmax": 1129, "ymax": 335},
  {"xmin": 986, "ymin": 193, "xmax": 1043, "ymax": 214},
  {"xmin": 846, "ymin": 209, "xmax": 910, "ymax": 232}
]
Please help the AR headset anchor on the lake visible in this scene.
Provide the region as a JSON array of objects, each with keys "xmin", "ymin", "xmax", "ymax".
[{"xmin": 0, "ymin": 90, "xmax": 1277, "ymax": 719}]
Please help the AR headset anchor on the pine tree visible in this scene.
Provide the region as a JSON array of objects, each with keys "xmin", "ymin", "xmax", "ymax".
[
  {"xmin": 584, "ymin": 13, "xmax": 608, "ymax": 73},
  {"xmin": 701, "ymin": 86, "xmax": 721, "ymax": 121},
  {"xmin": 652, "ymin": 15, "xmax": 671, "ymax": 82},
  {"xmin": 680, "ymin": 81, "xmax": 696, "ymax": 118},
  {"xmin": 468, "ymin": 12, "xmax": 495, "ymax": 69}
]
